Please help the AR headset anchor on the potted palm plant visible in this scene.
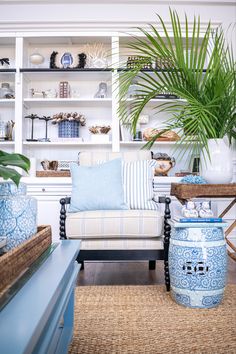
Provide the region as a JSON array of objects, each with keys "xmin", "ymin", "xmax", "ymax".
[{"xmin": 118, "ymin": 9, "xmax": 236, "ymax": 183}]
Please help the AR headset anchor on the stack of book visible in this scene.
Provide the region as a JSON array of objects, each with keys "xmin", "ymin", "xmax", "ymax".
[{"xmin": 173, "ymin": 217, "xmax": 223, "ymax": 223}]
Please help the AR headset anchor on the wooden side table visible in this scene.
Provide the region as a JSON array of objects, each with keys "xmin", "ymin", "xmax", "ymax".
[{"xmin": 170, "ymin": 183, "xmax": 236, "ymax": 261}]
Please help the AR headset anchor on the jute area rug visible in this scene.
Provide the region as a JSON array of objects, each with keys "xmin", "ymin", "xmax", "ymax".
[{"xmin": 69, "ymin": 285, "xmax": 236, "ymax": 354}]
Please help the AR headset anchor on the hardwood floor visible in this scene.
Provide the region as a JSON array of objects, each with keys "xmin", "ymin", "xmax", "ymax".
[{"xmin": 78, "ymin": 257, "xmax": 236, "ymax": 286}]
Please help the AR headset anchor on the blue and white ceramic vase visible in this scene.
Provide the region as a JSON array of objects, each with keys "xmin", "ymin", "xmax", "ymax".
[
  {"xmin": 58, "ymin": 121, "xmax": 79, "ymax": 138},
  {"xmin": 0, "ymin": 182, "xmax": 37, "ymax": 251},
  {"xmin": 169, "ymin": 224, "xmax": 227, "ymax": 308}
]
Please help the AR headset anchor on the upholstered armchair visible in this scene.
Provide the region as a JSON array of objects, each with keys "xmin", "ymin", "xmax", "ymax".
[{"xmin": 59, "ymin": 151, "xmax": 171, "ymax": 290}]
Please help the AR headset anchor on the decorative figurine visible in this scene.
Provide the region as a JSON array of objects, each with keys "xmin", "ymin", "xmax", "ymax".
[
  {"xmin": 30, "ymin": 49, "xmax": 44, "ymax": 67},
  {"xmin": 38, "ymin": 116, "xmax": 52, "ymax": 142},
  {"xmin": 152, "ymin": 152, "xmax": 175, "ymax": 176},
  {"xmin": 94, "ymin": 82, "xmax": 108, "ymax": 98},
  {"xmin": 181, "ymin": 201, "xmax": 198, "ymax": 218},
  {"xmin": 198, "ymin": 201, "xmax": 214, "ymax": 218},
  {"xmin": 77, "ymin": 53, "xmax": 87, "ymax": 68},
  {"xmin": 61, "ymin": 52, "xmax": 73, "ymax": 69},
  {"xmin": 0, "ymin": 82, "xmax": 14, "ymax": 99},
  {"xmin": 0, "ymin": 57, "xmax": 10, "ymax": 67},
  {"xmin": 24, "ymin": 114, "xmax": 39, "ymax": 141},
  {"xmin": 6, "ymin": 120, "xmax": 15, "ymax": 141},
  {"xmin": 49, "ymin": 51, "xmax": 59, "ymax": 69},
  {"xmin": 41, "ymin": 160, "xmax": 58, "ymax": 171},
  {"xmin": 30, "ymin": 88, "xmax": 45, "ymax": 98}
]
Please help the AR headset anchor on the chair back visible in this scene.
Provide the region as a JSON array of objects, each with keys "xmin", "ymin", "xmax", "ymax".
[{"xmin": 79, "ymin": 151, "xmax": 151, "ymax": 166}]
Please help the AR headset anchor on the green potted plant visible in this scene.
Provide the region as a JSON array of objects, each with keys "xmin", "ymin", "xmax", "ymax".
[{"xmin": 118, "ymin": 9, "xmax": 236, "ymax": 183}]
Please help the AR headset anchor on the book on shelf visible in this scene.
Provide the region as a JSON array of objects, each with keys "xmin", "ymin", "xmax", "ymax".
[{"xmin": 173, "ymin": 217, "xmax": 223, "ymax": 223}]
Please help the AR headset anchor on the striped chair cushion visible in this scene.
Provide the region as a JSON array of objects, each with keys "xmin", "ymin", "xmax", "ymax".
[
  {"xmin": 79, "ymin": 238, "xmax": 163, "ymax": 251},
  {"xmin": 123, "ymin": 160, "xmax": 158, "ymax": 210},
  {"xmin": 66, "ymin": 209, "xmax": 163, "ymax": 239}
]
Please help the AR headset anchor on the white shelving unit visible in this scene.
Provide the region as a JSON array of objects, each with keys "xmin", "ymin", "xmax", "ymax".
[
  {"xmin": 1, "ymin": 30, "xmax": 235, "ymax": 241},
  {"xmin": 0, "ymin": 30, "xmax": 206, "ymax": 171}
]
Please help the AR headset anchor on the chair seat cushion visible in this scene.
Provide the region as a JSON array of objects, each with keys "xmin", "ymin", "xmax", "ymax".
[
  {"xmin": 79, "ymin": 238, "xmax": 163, "ymax": 250},
  {"xmin": 66, "ymin": 209, "xmax": 163, "ymax": 239}
]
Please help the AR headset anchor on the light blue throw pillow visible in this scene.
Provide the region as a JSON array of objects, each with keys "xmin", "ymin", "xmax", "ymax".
[{"xmin": 69, "ymin": 158, "xmax": 128, "ymax": 212}]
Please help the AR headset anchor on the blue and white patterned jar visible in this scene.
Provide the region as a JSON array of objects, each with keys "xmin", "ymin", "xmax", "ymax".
[
  {"xmin": 169, "ymin": 221, "xmax": 227, "ymax": 308},
  {"xmin": 58, "ymin": 121, "xmax": 79, "ymax": 138},
  {"xmin": 0, "ymin": 182, "xmax": 37, "ymax": 251}
]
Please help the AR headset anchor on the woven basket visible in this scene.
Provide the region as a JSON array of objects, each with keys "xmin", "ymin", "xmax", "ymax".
[
  {"xmin": 36, "ymin": 170, "xmax": 71, "ymax": 177},
  {"xmin": 0, "ymin": 225, "xmax": 52, "ymax": 297}
]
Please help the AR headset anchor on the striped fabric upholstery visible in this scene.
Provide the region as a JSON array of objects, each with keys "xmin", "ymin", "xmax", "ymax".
[
  {"xmin": 66, "ymin": 209, "xmax": 163, "ymax": 239},
  {"xmin": 79, "ymin": 150, "xmax": 152, "ymax": 166},
  {"xmin": 123, "ymin": 160, "xmax": 158, "ymax": 210},
  {"xmin": 80, "ymin": 238, "xmax": 163, "ymax": 250}
]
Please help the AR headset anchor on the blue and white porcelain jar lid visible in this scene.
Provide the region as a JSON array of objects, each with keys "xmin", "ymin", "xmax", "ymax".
[{"xmin": 0, "ymin": 182, "xmax": 27, "ymax": 196}]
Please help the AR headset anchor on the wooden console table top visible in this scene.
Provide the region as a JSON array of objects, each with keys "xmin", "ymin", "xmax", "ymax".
[{"xmin": 171, "ymin": 183, "xmax": 236, "ymax": 203}]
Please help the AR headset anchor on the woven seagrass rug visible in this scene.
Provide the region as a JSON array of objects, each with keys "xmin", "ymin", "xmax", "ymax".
[{"xmin": 69, "ymin": 285, "xmax": 236, "ymax": 354}]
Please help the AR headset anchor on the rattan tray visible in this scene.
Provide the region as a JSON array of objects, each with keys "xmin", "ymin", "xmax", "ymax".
[
  {"xmin": 36, "ymin": 170, "xmax": 71, "ymax": 177},
  {"xmin": 0, "ymin": 225, "xmax": 52, "ymax": 298}
]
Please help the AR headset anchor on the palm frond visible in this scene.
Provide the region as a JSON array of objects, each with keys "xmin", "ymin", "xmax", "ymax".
[{"xmin": 118, "ymin": 9, "xmax": 236, "ymax": 160}]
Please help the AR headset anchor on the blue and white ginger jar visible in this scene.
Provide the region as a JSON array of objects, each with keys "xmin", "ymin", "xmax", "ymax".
[{"xmin": 0, "ymin": 182, "xmax": 37, "ymax": 251}]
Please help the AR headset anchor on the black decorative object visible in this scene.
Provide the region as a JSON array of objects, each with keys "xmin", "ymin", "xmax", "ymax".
[
  {"xmin": 192, "ymin": 156, "xmax": 200, "ymax": 174},
  {"xmin": 49, "ymin": 51, "xmax": 59, "ymax": 69},
  {"xmin": 24, "ymin": 114, "xmax": 39, "ymax": 141},
  {"xmin": 77, "ymin": 53, "xmax": 87, "ymax": 69},
  {"xmin": 38, "ymin": 116, "xmax": 52, "ymax": 142},
  {"xmin": 49, "ymin": 51, "xmax": 88, "ymax": 69},
  {"xmin": 0, "ymin": 58, "xmax": 10, "ymax": 66}
]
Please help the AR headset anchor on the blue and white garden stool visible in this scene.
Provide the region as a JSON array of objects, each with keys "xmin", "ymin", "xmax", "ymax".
[{"xmin": 169, "ymin": 221, "xmax": 228, "ymax": 308}]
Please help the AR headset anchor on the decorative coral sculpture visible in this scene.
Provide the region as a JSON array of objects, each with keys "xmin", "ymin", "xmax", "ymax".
[
  {"xmin": 89, "ymin": 125, "xmax": 111, "ymax": 134},
  {"xmin": 51, "ymin": 112, "xmax": 86, "ymax": 126}
]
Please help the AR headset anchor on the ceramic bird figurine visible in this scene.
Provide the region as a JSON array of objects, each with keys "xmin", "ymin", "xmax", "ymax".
[
  {"xmin": 198, "ymin": 201, "xmax": 214, "ymax": 218},
  {"xmin": 181, "ymin": 201, "xmax": 198, "ymax": 218}
]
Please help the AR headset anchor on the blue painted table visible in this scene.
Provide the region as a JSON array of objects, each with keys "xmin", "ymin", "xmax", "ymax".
[
  {"xmin": 169, "ymin": 221, "xmax": 227, "ymax": 308},
  {"xmin": 0, "ymin": 240, "xmax": 80, "ymax": 354}
]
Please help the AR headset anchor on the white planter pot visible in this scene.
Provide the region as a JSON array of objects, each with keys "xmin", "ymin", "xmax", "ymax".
[{"xmin": 200, "ymin": 138, "xmax": 233, "ymax": 184}]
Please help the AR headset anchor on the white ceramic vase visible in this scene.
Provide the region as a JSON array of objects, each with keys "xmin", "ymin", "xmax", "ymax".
[{"xmin": 200, "ymin": 138, "xmax": 233, "ymax": 184}]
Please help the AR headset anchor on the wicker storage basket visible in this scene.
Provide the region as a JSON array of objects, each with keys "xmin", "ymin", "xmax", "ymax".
[
  {"xmin": 0, "ymin": 225, "xmax": 52, "ymax": 297},
  {"xmin": 36, "ymin": 170, "xmax": 71, "ymax": 177}
]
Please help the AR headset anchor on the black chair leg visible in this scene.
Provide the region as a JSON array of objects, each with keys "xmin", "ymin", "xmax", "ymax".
[
  {"xmin": 149, "ymin": 260, "xmax": 156, "ymax": 270},
  {"xmin": 79, "ymin": 261, "xmax": 84, "ymax": 270}
]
